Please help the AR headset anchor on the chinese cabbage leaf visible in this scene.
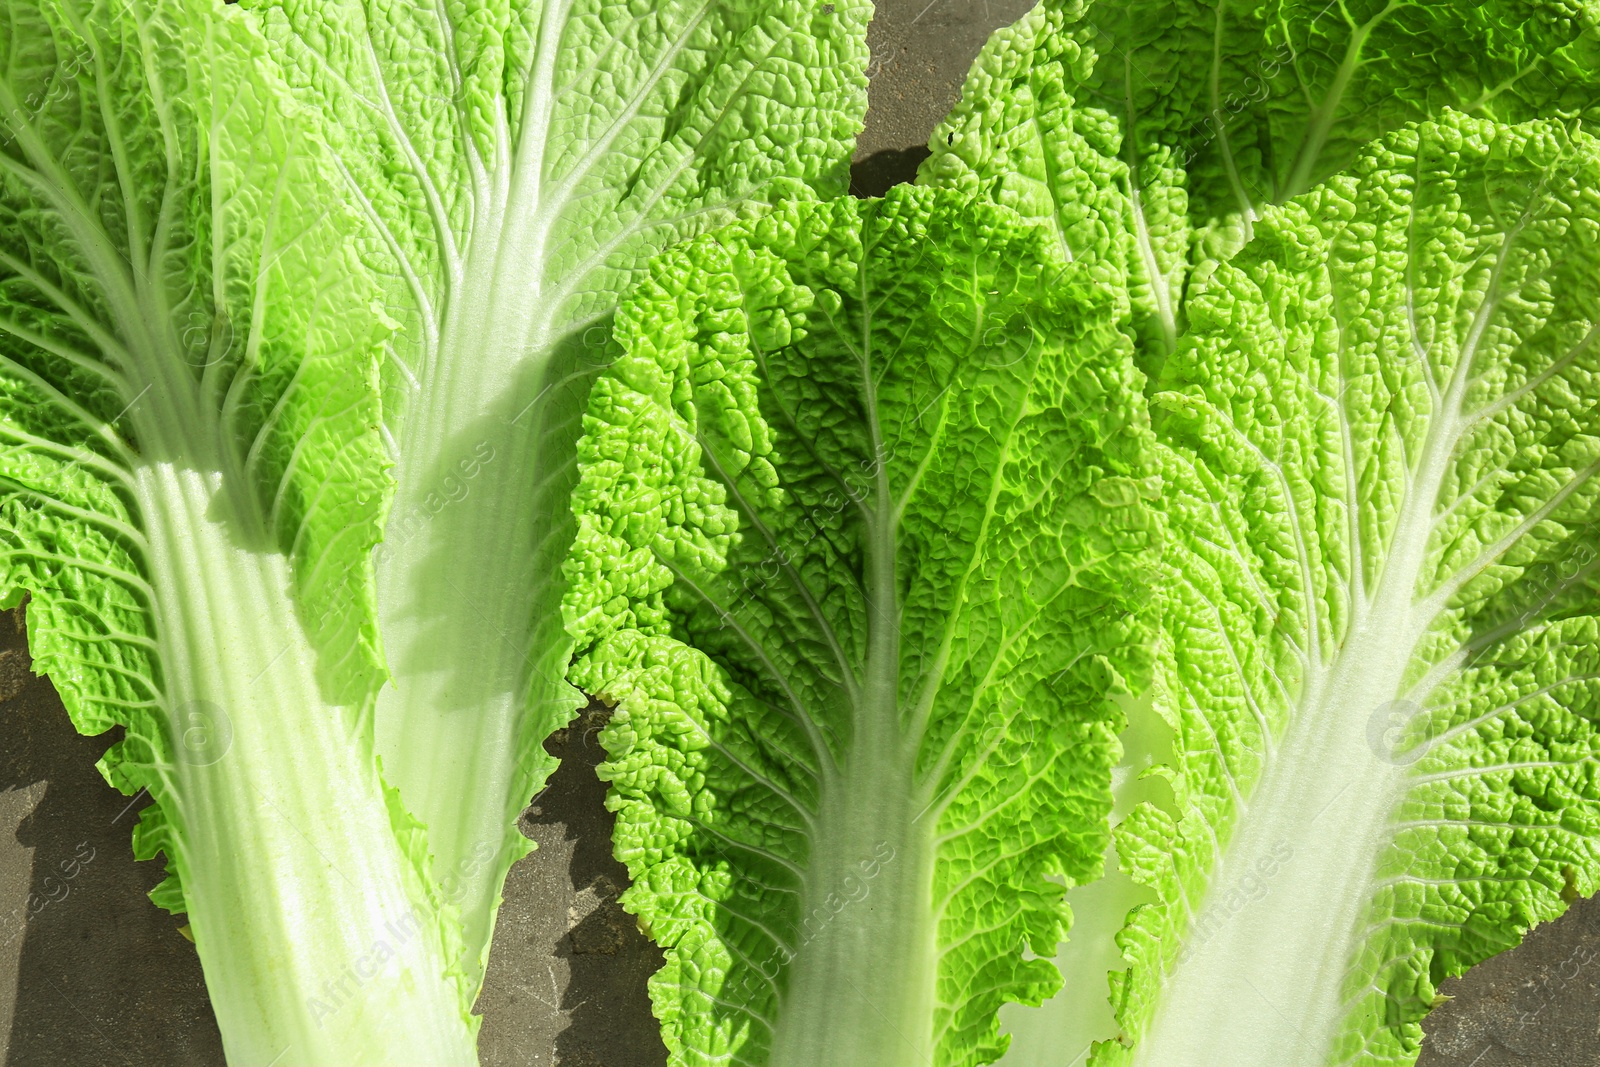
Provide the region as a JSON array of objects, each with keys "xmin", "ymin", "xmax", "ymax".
[
  {"xmin": 0, "ymin": 0, "xmax": 476, "ymax": 1061},
  {"xmin": 563, "ymin": 184, "xmax": 1159, "ymax": 1067},
  {"xmin": 242, "ymin": 0, "xmax": 873, "ymax": 994},
  {"xmin": 920, "ymin": 0, "xmax": 1600, "ymax": 359}
]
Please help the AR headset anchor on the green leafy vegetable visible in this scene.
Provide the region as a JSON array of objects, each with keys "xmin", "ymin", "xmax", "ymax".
[
  {"xmin": 1106, "ymin": 108, "xmax": 1600, "ymax": 1067},
  {"xmin": 0, "ymin": 0, "xmax": 477, "ymax": 1060},
  {"xmin": 242, "ymin": 0, "xmax": 873, "ymax": 994},
  {"xmin": 563, "ymin": 183, "xmax": 1159, "ymax": 1067},
  {"xmin": 1008, "ymin": 108, "xmax": 1600, "ymax": 1066},
  {"xmin": 926, "ymin": 7, "xmax": 1600, "ymax": 1062},
  {"xmin": 921, "ymin": 0, "xmax": 1600, "ymax": 360}
]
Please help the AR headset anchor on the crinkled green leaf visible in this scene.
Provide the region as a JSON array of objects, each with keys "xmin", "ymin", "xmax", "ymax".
[
  {"xmin": 564, "ymin": 184, "xmax": 1159, "ymax": 1067},
  {"xmin": 0, "ymin": 0, "xmax": 476, "ymax": 1061},
  {"xmin": 917, "ymin": 1, "xmax": 1181, "ymax": 356},
  {"xmin": 243, "ymin": 0, "xmax": 873, "ymax": 991},
  {"xmin": 923, "ymin": 0, "xmax": 1600, "ymax": 363},
  {"xmin": 1091, "ymin": 112, "xmax": 1600, "ymax": 1067}
]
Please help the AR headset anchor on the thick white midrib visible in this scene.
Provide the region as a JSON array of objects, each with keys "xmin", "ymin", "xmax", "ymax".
[
  {"xmin": 1129, "ymin": 479, "xmax": 1448, "ymax": 1063},
  {"xmin": 367, "ymin": 0, "xmax": 842, "ymax": 1000},
  {"xmin": 768, "ymin": 545, "xmax": 938, "ymax": 1067},
  {"xmin": 373, "ymin": 165, "xmax": 570, "ymax": 1001},
  {"xmin": 374, "ymin": 385, "xmax": 568, "ymax": 1000},
  {"xmin": 370, "ymin": 0, "xmax": 687, "ymax": 993},
  {"xmin": 134, "ymin": 461, "xmax": 474, "ymax": 1066},
  {"xmin": 769, "ymin": 267, "xmax": 944, "ymax": 1067},
  {"xmin": 400, "ymin": 0, "xmax": 589, "ymax": 450},
  {"xmin": 1132, "ymin": 263, "xmax": 1505, "ymax": 1064},
  {"xmin": 404, "ymin": 218, "xmax": 545, "ymax": 454},
  {"xmin": 474, "ymin": 0, "xmax": 580, "ymax": 374}
]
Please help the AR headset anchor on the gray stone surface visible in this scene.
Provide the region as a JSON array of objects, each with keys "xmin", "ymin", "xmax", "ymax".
[
  {"xmin": 0, "ymin": 606, "xmax": 221, "ymax": 1066},
  {"xmin": 473, "ymin": 705, "xmax": 666, "ymax": 1067},
  {"xmin": 3, "ymin": 3, "xmax": 1599, "ymax": 1065},
  {"xmin": 850, "ymin": 0, "xmax": 1037, "ymax": 192},
  {"xmin": 1419, "ymin": 896, "xmax": 1600, "ymax": 1067}
]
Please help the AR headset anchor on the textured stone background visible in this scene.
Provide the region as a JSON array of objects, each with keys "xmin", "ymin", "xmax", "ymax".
[{"xmin": 2, "ymin": 1, "xmax": 1598, "ymax": 1065}]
